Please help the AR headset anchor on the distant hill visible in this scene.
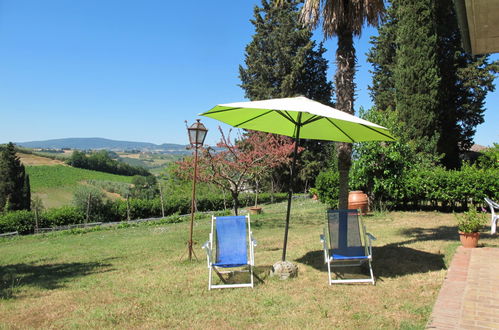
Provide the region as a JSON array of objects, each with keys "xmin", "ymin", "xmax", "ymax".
[{"xmin": 17, "ymin": 138, "xmax": 189, "ymax": 153}]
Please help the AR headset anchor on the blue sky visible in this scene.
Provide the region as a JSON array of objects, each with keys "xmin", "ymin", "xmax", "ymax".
[{"xmin": 0, "ymin": 0, "xmax": 497, "ymax": 147}]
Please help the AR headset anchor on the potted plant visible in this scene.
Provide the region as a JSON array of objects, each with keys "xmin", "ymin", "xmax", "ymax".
[
  {"xmin": 309, "ymin": 188, "xmax": 319, "ymax": 200},
  {"xmin": 456, "ymin": 208, "xmax": 486, "ymax": 248}
]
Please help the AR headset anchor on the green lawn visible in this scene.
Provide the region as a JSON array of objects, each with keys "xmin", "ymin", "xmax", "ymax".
[
  {"xmin": 1, "ymin": 199, "xmax": 497, "ymax": 328},
  {"xmin": 26, "ymin": 165, "xmax": 133, "ymax": 191},
  {"xmin": 25, "ymin": 165, "xmax": 133, "ymax": 208}
]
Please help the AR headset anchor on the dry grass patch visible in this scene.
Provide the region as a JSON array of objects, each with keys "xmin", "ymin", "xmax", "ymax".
[
  {"xmin": 1, "ymin": 199, "xmax": 498, "ymax": 329},
  {"xmin": 17, "ymin": 153, "xmax": 66, "ymax": 166}
]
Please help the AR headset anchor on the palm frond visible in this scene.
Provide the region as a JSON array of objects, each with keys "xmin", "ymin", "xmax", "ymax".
[{"xmin": 300, "ymin": 0, "xmax": 384, "ymax": 37}]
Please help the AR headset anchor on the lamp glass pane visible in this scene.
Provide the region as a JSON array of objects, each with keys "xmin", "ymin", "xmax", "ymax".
[
  {"xmin": 188, "ymin": 128, "xmax": 198, "ymax": 145},
  {"xmin": 196, "ymin": 129, "xmax": 207, "ymax": 144}
]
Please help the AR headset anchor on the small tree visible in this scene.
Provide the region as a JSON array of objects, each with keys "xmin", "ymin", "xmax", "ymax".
[
  {"xmin": 31, "ymin": 196, "xmax": 44, "ymax": 232},
  {"xmin": 177, "ymin": 129, "xmax": 297, "ymax": 215},
  {"xmin": 239, "ymin": 131, "xmax": 298, "ymax": 207},
  {"xmin": 72, "ymin": 186, "xmax": 106, "ymax": 223},
  {"xmin": 130, "ymin": 175, "xmax": 158, "ymax": 200}
]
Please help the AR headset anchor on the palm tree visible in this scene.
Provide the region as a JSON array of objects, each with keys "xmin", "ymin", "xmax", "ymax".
[{"xmin": 299, "ymin": 0, "xmax": 384, "ymax": 209}]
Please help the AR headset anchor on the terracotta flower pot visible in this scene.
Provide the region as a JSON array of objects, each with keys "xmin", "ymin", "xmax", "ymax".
[
  {"xmin": 459, "ymin": 231, "xmax": 480, "ymax": 248},
  {"xmin": 348, "ymin": 191, "xmax": 368, "ymax": 215},
  {"xmin": 249, "ymin": 207, "xmax": 262, "ymax": 215}
]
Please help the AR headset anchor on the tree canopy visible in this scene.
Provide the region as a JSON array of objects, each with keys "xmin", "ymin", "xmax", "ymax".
[
  {"xmin": 67, "ymin": 150, "xmax": 151, "ymax": 177},
  {"xmin": 368, "ymin": 0, "xmax": 498, "ymax": 168},
  {"xmin": 239, "ymin": 0, "xmax": 333, "ymax": 103}
]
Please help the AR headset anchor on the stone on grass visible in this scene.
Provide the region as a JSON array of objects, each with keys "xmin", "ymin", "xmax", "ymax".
[{"xmin": 270, "ymin": 261, "xmax": 298, "ymax": 280}]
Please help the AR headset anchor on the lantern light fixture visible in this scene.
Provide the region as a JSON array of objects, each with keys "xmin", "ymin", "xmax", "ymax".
[{"xmin": 187, "ymin": 119, "xmax": 208, "ymax": 146}]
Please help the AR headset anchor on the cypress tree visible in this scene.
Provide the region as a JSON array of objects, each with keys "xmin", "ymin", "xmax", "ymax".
[
  {"xmin": 23, "ymin": 174, "xmax": 31, "ymax": 211},
  {"xmin": 239, "ymin": 0, "xmax": 333, "ymax": 103},
  {"xmin": 434, "ymin": 0, "xmax": 497, "ymax": 168},
  {"xmin": 367, "ymin": 1, "xmax": 398, "ymax": 112},
  {"xmin": 239, "ymin": 0, "xmax": 334, "ymax": 191},
  {"xmin": 368, "ymin": 0, "xmax": 498, "ymax": 167},
  {"xmin": 0, "ymin": 143, "xmax": 31, "ymax": 211},
  {"xmin": 394, "ymin": 0, "xmax": 440, "ymax": 153}
]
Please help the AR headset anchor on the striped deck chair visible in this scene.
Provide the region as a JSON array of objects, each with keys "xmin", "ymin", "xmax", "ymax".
[
  {"xmin": 320, "ymin": 209, "xmax": 376, "ymax": 285},
  {"xmin": 202, "ymin": 215, "xmax": 256, "ymax": 290}
]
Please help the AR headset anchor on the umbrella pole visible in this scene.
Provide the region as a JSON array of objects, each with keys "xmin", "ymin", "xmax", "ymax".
[{"xmin": 282, "ymin": 122, "xmax": 301, "ymax": 261}]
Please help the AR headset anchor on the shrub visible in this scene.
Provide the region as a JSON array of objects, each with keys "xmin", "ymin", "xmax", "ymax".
[
  {"xmin": 315, "ymin": 170, "xmax": 339, "ymax": 207},
  {"xmin": 0, "ymin": 210, "xmax": 34, "ymax": 234},
  {"xmin": 41, "ymin": 206, "xmax": 85, "ymax": 227}
]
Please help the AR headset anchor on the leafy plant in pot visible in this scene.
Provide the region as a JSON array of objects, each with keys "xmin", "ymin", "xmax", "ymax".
[
  {"xmin": 456, "ymin": 208, "xmax": 485, "ymax": 248},
  {"xmin": 309, "ymin": 188, "xmax": 319, "ymax": 200}
]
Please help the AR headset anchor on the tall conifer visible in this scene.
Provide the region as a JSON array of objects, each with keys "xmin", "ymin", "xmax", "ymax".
[
  {"xmin": 239, "ymin": 0, "xmax": 333, "ymax": 103},
  {"xmin": 367, "ymin": 2, "xmax": 398, "ymax": 112},
  {"xmin": 394, "ymin": 0, "xmax": 440, "ymax": 154},
  {"xmin": 368, "ymin": 0, "xmax": 498, "ymax": 168},
  {"xmin": 22, "ymin": 174, "xmax": 31, "ymax": 211},
  {"xmin": 239, "ymin": 0, "xmax": 334, "ymax": 191},
  {"xmin": 0, "ymin": 143, "xmax": 31, "ymax": 211}
]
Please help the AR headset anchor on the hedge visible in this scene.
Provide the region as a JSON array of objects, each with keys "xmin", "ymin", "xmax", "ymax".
[
  {"xmin": 0, "ymin": 211, "xmax": 34, "ymax": 234},
  {"xmin": 0, "ymin": 192, "xmax": 288, "ymax": 235},
  {"xmin": 316, "ymin": 165, "xmax": 499, "ymax": 211}
]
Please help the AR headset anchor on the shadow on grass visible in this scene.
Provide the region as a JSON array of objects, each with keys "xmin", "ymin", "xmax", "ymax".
[
  {"xmin": 372, "ymin": 245, "xmax": 446, "ymax": 277},
  {"xmin": 254, "ymin": 265, "xmax": 273, "ymax": 284},
  {"xmin": 398, "ymin": 225, "xmax": 458, "ymax": 244},
  {"xmin": 295, "ymin": 245, "xmax": 446, "ymax": 278},
  {"xmin": 0, "ymin": 260, "xmax": 115, "ymax": 299},
  {"xmin": 210, "ymin": 265, "xmax": 272, "ymax": 287}
]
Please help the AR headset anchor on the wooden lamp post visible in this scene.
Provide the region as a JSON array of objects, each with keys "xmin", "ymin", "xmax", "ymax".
[{"xmin": 186, "ymin": 119, "xmax": 208, "ymax": 261}]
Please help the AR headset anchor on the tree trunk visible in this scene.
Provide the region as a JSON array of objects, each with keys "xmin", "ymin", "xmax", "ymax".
[
  {"xmin": 222, "ymin": 189, "xmax": 227, "ymax": 211},
  {"xmin": 270, "ymin": 177, "xmax": 275, "ymax": 204},
  {"xmin": 254, "ymin": 179, "xmax": 259, "ymax": 207},
  {"xmin": 158, "ymin": 181, "xmax": 165, "ymax": 218},
  {"xmin": 232, "ymin": 191, "xmax": 239, "ymax": 216},
  {"xmin": 335, "ymin": 27, "xmax": 356, "ymax": 210},
  {"xmin": 34, "ymin": 208, "xmax": 39, "ymax": 233},
  {"xmin": 86, "ymin": 193, "xmax": 91, "ymax": 224},
  {"xmin": 126, "ymin": 194, "xmax": 131, "ymax": 222}
]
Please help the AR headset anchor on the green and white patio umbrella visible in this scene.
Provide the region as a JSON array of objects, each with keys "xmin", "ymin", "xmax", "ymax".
[{"xmin": 201, "ymin": 96, "xmax": 395, "ymax": 261}]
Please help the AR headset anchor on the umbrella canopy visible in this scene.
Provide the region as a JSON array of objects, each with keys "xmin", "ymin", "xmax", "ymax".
[
  {"xmin": 201, "ymin": 96, "xmax": 395, "ymax": 142},
  {"xmin": 201, "ymin": 96, "xmax": 395, "ymax": 261}
]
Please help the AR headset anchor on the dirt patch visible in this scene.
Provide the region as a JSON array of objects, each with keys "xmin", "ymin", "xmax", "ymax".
[
  {"xmin": 119, "ymin": 153, "xmax": 142, "ymax": 159},
  {"xmin": 17, "ymin": 153, "xmax": 66, "ymax": 166}
]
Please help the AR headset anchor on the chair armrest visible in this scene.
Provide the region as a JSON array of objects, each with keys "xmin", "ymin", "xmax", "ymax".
[
  {"xmin": 366, "ymin": 233, "xmax": 376, "ymax": 257},
  {"xmin": 250, "ymin": 231, "xmax": 257, "ymax": 247},
  {"xmin": 485, "ymin": 198, "xmax": 499, "ymax": 209},
  {"xmin": 202, "ymin": 240, "xmax": 212, "ymax": 267},
  {"xmin": 320, "ymin": 234, "xmax": 329, "ymax": 263}
]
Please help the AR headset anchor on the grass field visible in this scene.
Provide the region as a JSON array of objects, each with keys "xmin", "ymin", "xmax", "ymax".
[
  {"xmin": 26, "ymin": 165, "xmax": 133, "ymax": 208},
  {"xmin": 117, "ymin": 152, "xmax": 181, "ymax": 175},
  {"xmin": 1, "ymin": 199, "xmax": 497, "ymax": 329}
]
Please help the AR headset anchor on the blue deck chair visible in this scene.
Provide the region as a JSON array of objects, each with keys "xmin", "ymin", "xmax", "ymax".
[
  {"xmin": 202, "ymin": 215, "xmax": 256, "ymax": 290},
  {"xmin": 320, "ymin": 209, "xmax": 376, "ymax": 285}
]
